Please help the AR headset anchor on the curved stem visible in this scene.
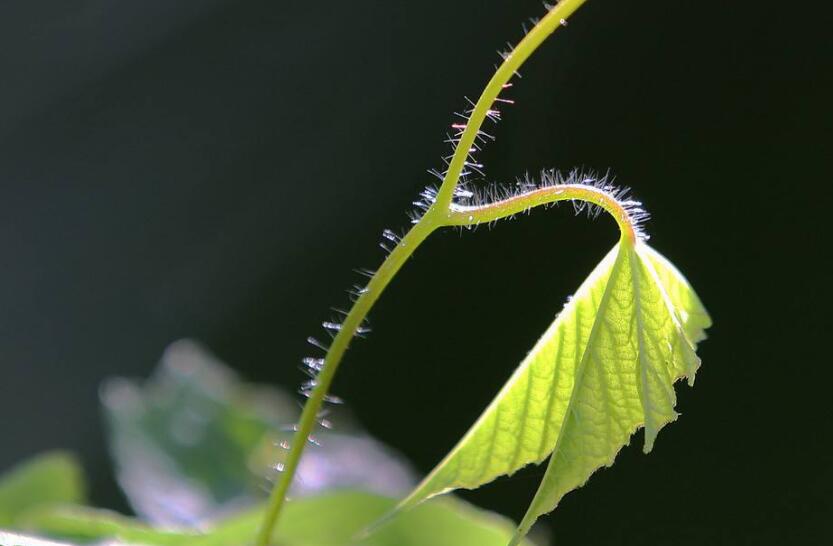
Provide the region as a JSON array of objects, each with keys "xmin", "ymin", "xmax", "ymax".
[
  {"xmin": 256, "ymin": 184, "xmax": 638, "ymax": 546},
  {"xmin": 256, "ymin": 2, "xmax": 590, "ymax": 544},
  {"xmin": 447, "ymin": 183, "xmax": 637, "ymax": 243},
  {"xmin": 255, "ymin": 214, "xmax": 440, "ymax": 546}
]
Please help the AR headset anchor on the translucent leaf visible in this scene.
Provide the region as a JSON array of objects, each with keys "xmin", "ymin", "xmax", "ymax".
[
  {"xmin": 394, "ymin": 240, "xmax": 710, "ymax": 543},
  {"xmin": 0, "ymin": 452, "xmax": 86, "ymax": 529},
  {"xmin": 641, "ymin": 244, "xmax": 711, "ymax": 345}
]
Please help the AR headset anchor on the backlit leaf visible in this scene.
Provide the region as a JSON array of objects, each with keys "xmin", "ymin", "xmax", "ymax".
[{"xmin": 394, "ymin": 238, "xmax": 710, "ymax": 544}]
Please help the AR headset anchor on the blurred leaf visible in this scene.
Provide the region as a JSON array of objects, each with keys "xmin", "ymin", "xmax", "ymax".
[
  {"xmin": 22, "ymin": 505, "xmax": 190, "ymax": 546},
  {"xmin": 0, "ymin": 452, "xmax": 86, "ymax": 528},
  {"xmin": 102, "ymin": 340, "xmax": 412, "ymax": 527},
  {"xmin": 273, "ymin": 492, "xmax": 539, "ymax": 546},
  {"xmin": 24, "ymin": 491, "xmax": 536, "ymax": 546},
  {"xmin": 101, "ymin": 340, "xmax": 289, "ymax": 527}
]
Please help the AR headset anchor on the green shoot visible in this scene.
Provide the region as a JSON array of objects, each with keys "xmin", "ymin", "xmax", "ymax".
[{"xmin": 256, "ymin": 1, "xmax": 710, "ymax": 545}]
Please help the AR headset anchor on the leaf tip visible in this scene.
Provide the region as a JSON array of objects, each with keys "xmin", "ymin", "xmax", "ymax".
[
  {"xmin": 642, "ymin": 411, "xmax": 679, "ymax": 454},
  {"xmin": 643, "ymin": 431, "xmax": 657, "ymax": 454}
]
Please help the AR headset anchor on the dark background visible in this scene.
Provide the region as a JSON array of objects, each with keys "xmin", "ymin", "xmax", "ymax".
[{"xmin": 1, "ymin": 0, "xmax": 831, "ymax": 544}]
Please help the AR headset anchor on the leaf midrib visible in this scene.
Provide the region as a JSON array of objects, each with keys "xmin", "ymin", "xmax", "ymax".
[{"xmin": 516, "ymin": 242, "xmax": 628, "ymax": 533}]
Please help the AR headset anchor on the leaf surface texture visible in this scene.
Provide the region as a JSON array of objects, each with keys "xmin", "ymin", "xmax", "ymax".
[{"xmin": 396, "ymin": 240, "xmax": 711, "ymax": 543}]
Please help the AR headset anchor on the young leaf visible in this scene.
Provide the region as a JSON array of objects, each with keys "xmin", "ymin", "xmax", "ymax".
[{"xmin": 395, "ymin": 238, "xmax": 710, "ymax": 543}]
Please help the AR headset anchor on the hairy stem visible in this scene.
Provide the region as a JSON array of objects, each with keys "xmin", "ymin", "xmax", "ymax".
[
  {"xmin": 255, "ymin": 216, "xmax": 439, "ymax": 546},
  {"xmin": 434, "ymin": 0, "xmax": 589, "ymax": 209},
  {"xmin": 447, "ymin": 183, "xmax": 637, "ymax": 243},
  {"xmin": 256, "ymin": 2, "xmax": 590, "ymax": 544}
]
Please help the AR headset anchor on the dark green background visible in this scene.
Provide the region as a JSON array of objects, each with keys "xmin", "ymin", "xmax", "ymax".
[{"xmin": 1, "ymin": 1, "xmax": 831, "ymax": 544}]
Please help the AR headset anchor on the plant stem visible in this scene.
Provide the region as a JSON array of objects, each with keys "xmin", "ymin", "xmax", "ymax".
[
  {"xmin": 433, "ymin": 0, "xmax": 589, "ymax": 209},
  {"xmin": 256, "ymin": 185, "xmax": 634, "ymax": 546},
  {"xmin": 255, "ymin": 2, "xmax": 590, "ymax": 544},
  {"xmin": 255, "ymin": 212, "xmax": 442, "ymax": 546},
  {"xmin": 447, "ymin": 183, "xmax": 637, "ymax": 243}
]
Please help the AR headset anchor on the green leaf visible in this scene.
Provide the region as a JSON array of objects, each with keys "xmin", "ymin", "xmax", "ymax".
[
  {"xmin": 0, "ymin": 452, "xmax": 86, "ymax": 528},
  {"xmin": 23, "ymin": 491, "xmax": 536, "ymax": 546},
  {"xmin": 641, "ymin": 244, "xmax": 711, "ymax": 345},
  {"xmin": 394, "ymin": 239, "xmax": 710, "ymax": 543},
  {"xmin": 272, "ymin": 492, "xmax": 539, "ymax": 546},
  {"xmin": 20, "ymin": 505, "xmax": 192, "ymax": 546}
]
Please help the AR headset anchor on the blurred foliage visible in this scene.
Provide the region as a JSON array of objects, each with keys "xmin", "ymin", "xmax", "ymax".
[
  {"xmin": 101, "ymin": 340, "xmax": 413, "ymax": 526},
  {"xmin": 100, "ymin": 339, "xmax": 296, "ymax": 526},
  {"xmin": 22, "ymin": 492, "xmax": 534, "ymax": 546},
  {"xmin": 0, "ymin": 340, "xmax": 533, "ymax": 545},
  {"xmin": 0, "ymin": 452, "xmax": 85, "ymax": 528}
]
